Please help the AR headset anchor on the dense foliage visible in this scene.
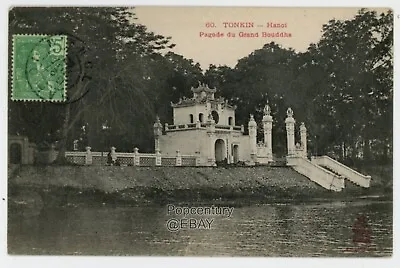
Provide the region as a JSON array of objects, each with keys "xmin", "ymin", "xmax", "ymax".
[{"xmin": 9, "ymin": 8, "xmax": 392, "ymax": 164}]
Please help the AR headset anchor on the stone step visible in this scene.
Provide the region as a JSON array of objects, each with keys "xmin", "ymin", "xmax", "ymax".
[{"xmin": 318, "ymin": 165, "xmax": 342, "ymax": 177}]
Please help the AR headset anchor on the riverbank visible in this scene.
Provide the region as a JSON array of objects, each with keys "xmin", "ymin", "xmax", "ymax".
[{"xmin": 8, "ymin": 165, "xmax": 392, "ymax": 209}]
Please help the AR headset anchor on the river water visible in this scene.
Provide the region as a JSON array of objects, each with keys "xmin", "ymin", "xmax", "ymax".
[{"xmin": 8, "ymin": 199, "xmax": 392, "ymax": 257}]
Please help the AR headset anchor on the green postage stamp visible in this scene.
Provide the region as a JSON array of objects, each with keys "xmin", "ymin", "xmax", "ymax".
[{"xmin": 12, "ymin": 34, "xmax": 67, "ymax": 101}]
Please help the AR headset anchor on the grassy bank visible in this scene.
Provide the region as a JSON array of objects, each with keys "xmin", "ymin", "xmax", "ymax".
[{"xmin": 8, "ymin": 165, "xmax": 392, "ymax": 208}]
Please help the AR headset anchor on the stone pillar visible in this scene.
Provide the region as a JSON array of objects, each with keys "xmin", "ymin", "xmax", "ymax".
[
  {"xmin": 206, "ymin": 114, "xmax": 216, "ymax": 166},
  {"xmin": 153, "ymin": 116, "xmax": 163, "ymax": 152},
  {"xmin": 28, "ymin": 143, "xmax": 37, "ymax": 164},
  {"xmin": 300, "ymin": 122, "xmax": 307, "ymax": 158},
  {"xmin": 110, "ymin": 146, "xmax": 117, "ymax": 162},
  {"xmin": 85, "ymin": 146, "xmax": 92, "ymax": 165},
  {"xmin": 262, "ymin": 105, "xmax": 273, "ymax": 162},
  {"xmin": 133, "ymin": 147, "xmax": 140, "ymax": 166},
  {"xmin": 21, "ymin": 137, "xmax": 29, "ymax": 165},
  {"xmin": 176, "ymin": 150, "xmax": 182, "ymax": 166},
  {"xmin": 49, "ymin": 144, "xmax": 58, "ymax": 163},
  {"xmin": 285, "ymin": 108, "xmax": 296, "ymax": 156},
  {"xmin": 73, "ymin": 140, "xmax": 79, "ymax": 151},
  {"xmin": 248, "ymin": 114, "xmax": 257, "ymax": 165},
  {"xmin": 195, "ymin": 151, "xmax": 201, "ymax": 166},
  {"xmin": 155, "ymin": 150, "xmax": 162, "ymax": 166}
]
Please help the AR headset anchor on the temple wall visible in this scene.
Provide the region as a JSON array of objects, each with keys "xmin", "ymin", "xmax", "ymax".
[
  {"xmin": 173, "ymin": 104, "xmax": 236, "ymax": 126},
  {"xmin": 217, "ymin": 109, "xmax": 235, "ymax": 125},
  {"xmin": 173, "ymin": 105, "xmax": 206, "ymax": 124},
  {"xmin": 159, "ymin": 129, "xmax": 252, "ymax": 165},
  {"xmin": 159, "ymin": 129, "xmax": 208, "ymax": 156},
  {"xmin": 238, "ymin": 135, "xmax": 251, "ymax": 162}
]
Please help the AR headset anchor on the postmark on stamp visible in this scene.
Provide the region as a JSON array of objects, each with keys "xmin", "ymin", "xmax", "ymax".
[{"xmin": 12, "ymin": 34, "xmax": 67, "ymax": 102}]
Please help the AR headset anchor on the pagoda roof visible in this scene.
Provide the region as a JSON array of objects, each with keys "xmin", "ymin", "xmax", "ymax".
[
  {"xmin": 191, "ymin": 82, "xmax": 217, "ymax": 94},
  {"xmin": 171, "ymin": 95, "xmax": 236, "ymax": 109},
  {"xmin": 171, "ymin": 82, "xmax": 236, "ymax": 109}
]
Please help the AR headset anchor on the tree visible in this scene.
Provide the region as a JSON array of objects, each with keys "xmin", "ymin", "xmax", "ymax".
[
  {"xmin": 9, "ymin": 7, "xmax": 175, "ymax": 159},
  {"xmin": 202, "ymin": 9, "xmax": 392, "ymax": 161},
  {"xmin": 308, "ymin": 9, "xmax": 393, "ymax": 161}
]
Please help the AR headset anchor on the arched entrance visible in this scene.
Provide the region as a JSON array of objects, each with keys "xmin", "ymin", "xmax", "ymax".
[
  {"xmin": 10, "ymin": 143, "xmax": 22, "ymax": 164},
  {"xmin": 199, "ymin": 113, "xmax": 204, "ymax": 123},
  {"xmin": 211, "ymin": 110, "xmax": 219, "ymax": 124},
  {"xmin": 232, "ymin": 145, "xmax": 239, "ymax": 163},
  {"xmin": 215, "ymin": 139, "xmax": 226, "ymax": 162}
]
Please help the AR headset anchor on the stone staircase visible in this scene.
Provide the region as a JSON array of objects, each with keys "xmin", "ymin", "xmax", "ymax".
[
  {"xmin": 286, "ymin": 155, "xmax": 371, "ymax": 191},
  {"xmin": 311, "ymin": 156, "xmax": 371, "ymax": 188},
  {"xmin": 286, "ymin": 156, "xmax": 345, "ymax": 192}
]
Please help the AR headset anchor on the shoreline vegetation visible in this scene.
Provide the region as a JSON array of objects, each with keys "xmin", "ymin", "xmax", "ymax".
[{"xmin": 8, "ymin": 165, "xmax": 392, "ymax": 211}]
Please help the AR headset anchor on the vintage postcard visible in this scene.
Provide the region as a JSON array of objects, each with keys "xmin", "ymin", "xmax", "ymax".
[{"xmin": 7, "ymin": 5, "xmax": 393, "ymax": 258}]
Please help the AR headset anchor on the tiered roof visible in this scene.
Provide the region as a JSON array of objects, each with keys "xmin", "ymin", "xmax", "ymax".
[{"xmin": 171, "ymin": 82, "xmax": 235, "ymax": 109}]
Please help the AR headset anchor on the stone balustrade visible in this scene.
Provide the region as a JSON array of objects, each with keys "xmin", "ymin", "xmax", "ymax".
[
  {"xmin": 65, "ymin": 147, "xmax": 199, "ymax": 167},
  {"xmin": 164, "ymin": 122, "xmax": 243, "ymax": 133},
  {"xmin": 311, "ymin": 155, "xmax": 371, "ymax": 188},
  {"xmin": 286, "ymin": 156, "xmax": 345, "ymax": 191}
]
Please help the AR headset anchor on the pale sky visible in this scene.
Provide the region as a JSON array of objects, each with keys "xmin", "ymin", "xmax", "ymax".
[{"xmin": 134, "ymin": 6, "xmax": 390, "ymax": 70}]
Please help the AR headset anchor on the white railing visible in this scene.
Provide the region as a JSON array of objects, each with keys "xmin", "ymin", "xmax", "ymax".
[
  {"xmin": 65, "ymin": 147, "xmax": 199, "ymax": 167},
  {"xmin": 165, "ymin": 122, "xmax": 204, "ymax": 132},
  {"xmin": 287, "ymin": 156, "xmax": 345, "ymax": 192},
  {"xmin": 165, "ymin": 122, "xmax": 244, "ymax": 133},
  {"xmin": 311, "ymin": 156, "xmax": 371, "ymax": 188}
]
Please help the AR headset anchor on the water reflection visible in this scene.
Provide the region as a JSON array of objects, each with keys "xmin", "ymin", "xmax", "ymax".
[{"xmin": 8, "ymin": 200, "xmax": 392, "ymax": 256}]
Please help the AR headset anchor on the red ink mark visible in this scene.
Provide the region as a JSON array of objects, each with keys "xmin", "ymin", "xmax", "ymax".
[
  {"xmin": 352, "ymin": 215, "xmax": 372, "ymax": 244},
  {"xmin": 343, "ymin": 215, "xmax": 375, "ymax": 253}
]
